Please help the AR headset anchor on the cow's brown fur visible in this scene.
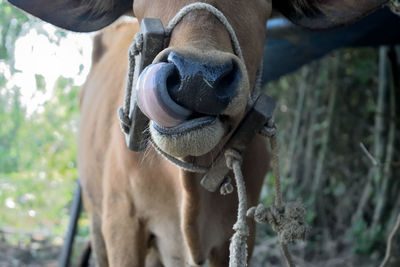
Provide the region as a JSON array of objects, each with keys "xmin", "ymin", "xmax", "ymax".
[{"xmin": 79, "ymin": 1, "xmax": 271, "ymax": 266}]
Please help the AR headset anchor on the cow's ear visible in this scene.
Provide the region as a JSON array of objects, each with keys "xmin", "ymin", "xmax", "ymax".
[
  {"xmin": 8, "ymin": 0, "xmax": 133, "ymax": 32},
  {"xmin": 272, "ymin": 0, "xmax": 388, "ymax": 29}
]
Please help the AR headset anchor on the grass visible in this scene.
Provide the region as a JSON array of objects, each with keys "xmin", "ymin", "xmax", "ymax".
[{"xmin": 0, "ymin": 171, "xmax": 83, "ymax": 245}]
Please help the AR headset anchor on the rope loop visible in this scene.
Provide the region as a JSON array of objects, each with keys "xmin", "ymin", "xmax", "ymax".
[
  {"xmin": 165, "ymin": 2, "xmax": 244, "ymax": 61},
  {"xmin": 225, "ymin": 149, "xmax": 243, "ymax": 170},
  {"xmin": 260, "ymin": 118, "xmax": 277, "ymax": 138},
  {"xmin": 150, "ymin": 140, "xmax": 209, "ymax": 173},
  {"xmin": 118, "ymin": 106, "xmax": 132, "ymax": 134},
  {"xmin": 118, "ymin": 32, "xmax": 145, "ymax": 134},
  {"xmin": 225, "ymin": 148, "xmax": 249, "ymax": 267},
  {"xmin": 130, "ymin": 33, "xmax": 144, "ymax": 56}
]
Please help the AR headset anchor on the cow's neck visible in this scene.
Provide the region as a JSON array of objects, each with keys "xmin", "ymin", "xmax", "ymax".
[
  {"xmin": 178, "ymin": 152, "xmax": 219, "ymax": 263},
  {"xmin": 179, "ymin": 166, "xmax": 207, "ymax": 264}
]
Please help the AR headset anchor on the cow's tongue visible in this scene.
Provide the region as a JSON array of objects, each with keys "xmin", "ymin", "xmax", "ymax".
[{"xmin": 137, "ymin": 63, "xmax": 192, "ymax": 127}]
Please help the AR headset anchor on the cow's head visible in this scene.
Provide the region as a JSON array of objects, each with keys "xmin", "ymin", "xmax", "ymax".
[{"xmin": 9, "ymin": 0, "xmax": 388, "ymax": 158}]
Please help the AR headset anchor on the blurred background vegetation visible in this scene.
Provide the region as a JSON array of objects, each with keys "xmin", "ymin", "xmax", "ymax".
[
  {"xmin": 253, "ymin": 46, "xmax": 400, "ymax": 267},
  {"xmin": 0, "ymin": 0, "xmax": 399, "ymax": 266},
  {"xmin": 0, "ymin": 0, "xmax": 88, "ymax": 265}
]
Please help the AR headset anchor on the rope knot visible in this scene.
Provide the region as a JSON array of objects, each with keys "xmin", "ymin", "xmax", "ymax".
[
  {"xmin": 225, "ymin": 149, "xmax": 242, "ymax": 170},
  {"xmin": 247, "ymin": 201, "xmax": 309, "ymax": 245},
  {"xmin": 259, "ymin": 119, "xmax": 277, "ymax": 138},
  {"xmin": 232, "ymin": 222, "xmax": 249, "ymax": 237},
  {"xmin": 220, "ymin": 176, "xmax": 234, "ymax": 195}
]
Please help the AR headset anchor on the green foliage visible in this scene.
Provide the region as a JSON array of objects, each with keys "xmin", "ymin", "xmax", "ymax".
[
  {"xmin": 350, "ymin": 219, "xmax": 384, "ymax": 255},
  {"xmin": 259, "ymin": 46, "xmax": 399, "ymax": 264},
  {"xmin": 0, "ymin": 173, "xmax": 76, "ymax": 235},
  {"xmin": 0, "ymin": 0, "xmax": 30, "ymax": 63},
  {"xmin": 0, "ymin": 0, "xmax": 82, "ymax": 242},
  {"xmin": 0, "ymin": 87, "xmax": 24, "ymax": 172},
  {"xmin": 35, "ymin": 74, "xmax": 46, "ymax": 92},
  {"xmin": 0, "ymin": 75, "xmax": 80, "ymax": 233}
]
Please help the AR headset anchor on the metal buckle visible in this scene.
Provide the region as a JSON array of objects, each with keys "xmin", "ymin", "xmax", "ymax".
[{"xmin": 126, "ymin": 18, "xmax": 166, "ymax": 151}]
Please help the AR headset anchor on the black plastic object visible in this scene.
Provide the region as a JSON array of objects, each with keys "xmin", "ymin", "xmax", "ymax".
[
  {"xmin": 58, "ymin": 181, "xmax": 82, "ymax": 267},
  {"xmin": 200, "ymin": 94, "xmax": 275, "ymax": 192},
  {"xmin": 262, "ymin": 8, "xmax": 400, "ymax": 84},
  {"xmin": 126, "ymin": 18, "xmax": 166, "ymax": 151}
]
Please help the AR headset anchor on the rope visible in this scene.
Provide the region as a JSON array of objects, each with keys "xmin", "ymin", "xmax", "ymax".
[
  {"xmin": 118, "ymin": 33, "xmax": 143, "ymax": 134},
  {"xmin": 225, "ymin": 149, "xmax": 249, "ymax": 267},
  {"xmin": 149, "ymin": 139, "xmax": 209, "ymax": 173},
  {"xmin": 249, "ymin": 61, "xmax": 263, "ymax": 106},
  {"xmin": 259, "ymin": 121, "xmax": 282, "ymax": 207},
  {"xmin": 165, "ymin": 3, "xmax": 244, "ymax": 62},
  {"xmin": 220, "ymin": 122, "xmax": 308, "ymax": 267},
  {"xmin": 255, "ymin": 122, "xmax": 308, "ymax": 267}
]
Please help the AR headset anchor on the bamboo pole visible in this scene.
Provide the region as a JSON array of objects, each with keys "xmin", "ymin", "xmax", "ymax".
[
  {"xmin": 352, "ymin": 46, "xmax": 388, "ymax": 224},
  {"xmin": 371, "ymin": 47, "xmax": 398, "ymax": 229},
  {"xmin": 312, "ymin": 54, "xmax": 339, "ymax": 194}
]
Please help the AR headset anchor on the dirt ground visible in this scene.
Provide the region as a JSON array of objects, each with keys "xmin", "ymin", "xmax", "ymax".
[
  {"xmin": 0, "ymin": 242, "xmax": 59, "ymax": 267},
  {"xmin": 0, "ymin": 238, "xmax": 398, "ymax": 267}
]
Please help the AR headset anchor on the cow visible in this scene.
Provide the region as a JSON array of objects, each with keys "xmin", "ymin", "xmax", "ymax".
[{"xmin": 8, "ymin": 0, "xmax": 389, "ymax": 266}]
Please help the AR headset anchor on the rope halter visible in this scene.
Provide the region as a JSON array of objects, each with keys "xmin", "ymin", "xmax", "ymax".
[{"xmin": 118, "ymin": 2, "xmax": 247, "ymax": 139}]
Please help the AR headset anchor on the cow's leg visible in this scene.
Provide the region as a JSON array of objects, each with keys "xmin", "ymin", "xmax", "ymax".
[
  {"xmin": 102, "ymin": 194, "xmax": 147, "ymax": 266},
  {"xmin": 90, "ymin": 212, "xmax": 109, "ymax": 267},
  {"xmin": 246, "ymin": 221, "xmax": 257, "ymax": 266},
  {"xmin": 209, "ymin": 241, "xmax": 230, "ymax": 267},
  {"xmin": 145, "ymin": 245, "xmax": 163, "ymax": 267},
  {"xmin": 101, "ymin": 170, "xmax": 147, "ymax": 266}
]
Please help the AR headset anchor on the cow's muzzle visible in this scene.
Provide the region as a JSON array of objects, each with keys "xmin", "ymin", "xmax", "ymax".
[
  {"xmin": 139, "ymin": 48, "xmax": 249, "ymax": 157},
  {"xmin": 137, "ymin": 50, "xmax": 243, "ymax": 128}
]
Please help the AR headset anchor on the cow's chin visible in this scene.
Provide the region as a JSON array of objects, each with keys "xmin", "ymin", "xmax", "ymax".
[
  {"xmin": 149, "ymin": 116, "xmax": 225, "ymax": 158},
  {"xmin": 149, "ymin": 55, "xmax": 250, "ymax": 158},
  {"xmin": 149, "ymin": 85, "xmax": 248, "ymax": 158}
]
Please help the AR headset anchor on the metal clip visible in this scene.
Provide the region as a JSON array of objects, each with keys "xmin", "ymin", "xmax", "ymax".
[{"xmin": 126, "ymin": 18, "xmax": 166, "ymax": 151}]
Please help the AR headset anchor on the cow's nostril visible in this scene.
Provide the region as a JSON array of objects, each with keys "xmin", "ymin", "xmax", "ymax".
[
  {"xmin": 166, "ymin": 67, "xmax": 181, "ymax": 96},
  {"xmin": 215, "ymin": 61, "xmax": 239, "ymax": 101},
  {"xmin": 165, "ymin": 51, "xmax": 240, "ymax": 115}
]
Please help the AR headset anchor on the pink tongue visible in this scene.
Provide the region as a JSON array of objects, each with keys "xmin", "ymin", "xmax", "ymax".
[{"xmin": 137, "ymin": 63, "xmax": 192, "ymax": 128}]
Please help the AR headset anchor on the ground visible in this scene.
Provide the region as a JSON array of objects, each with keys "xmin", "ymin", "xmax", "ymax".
[
  {"xmin": 0, "ymin": 242, "xmax": 58, "ymax": 267},
  {"xmin": 1, "ymin": 234, "xmax": 399, "ymax": 267}
]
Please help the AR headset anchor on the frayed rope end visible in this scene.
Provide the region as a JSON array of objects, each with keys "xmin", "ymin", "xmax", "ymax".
[{"xmin": 247, "ymin": 200, "xmax": 310, "ymax": 245}]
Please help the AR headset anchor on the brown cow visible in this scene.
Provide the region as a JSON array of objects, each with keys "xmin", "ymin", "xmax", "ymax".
[
  {"xmin": 9, "ymin": 0, "xmax": 389, "ymax": 266},
  {"xmin": 78, "ymin": 19, "xmax": 270, "ymax": 266}
]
